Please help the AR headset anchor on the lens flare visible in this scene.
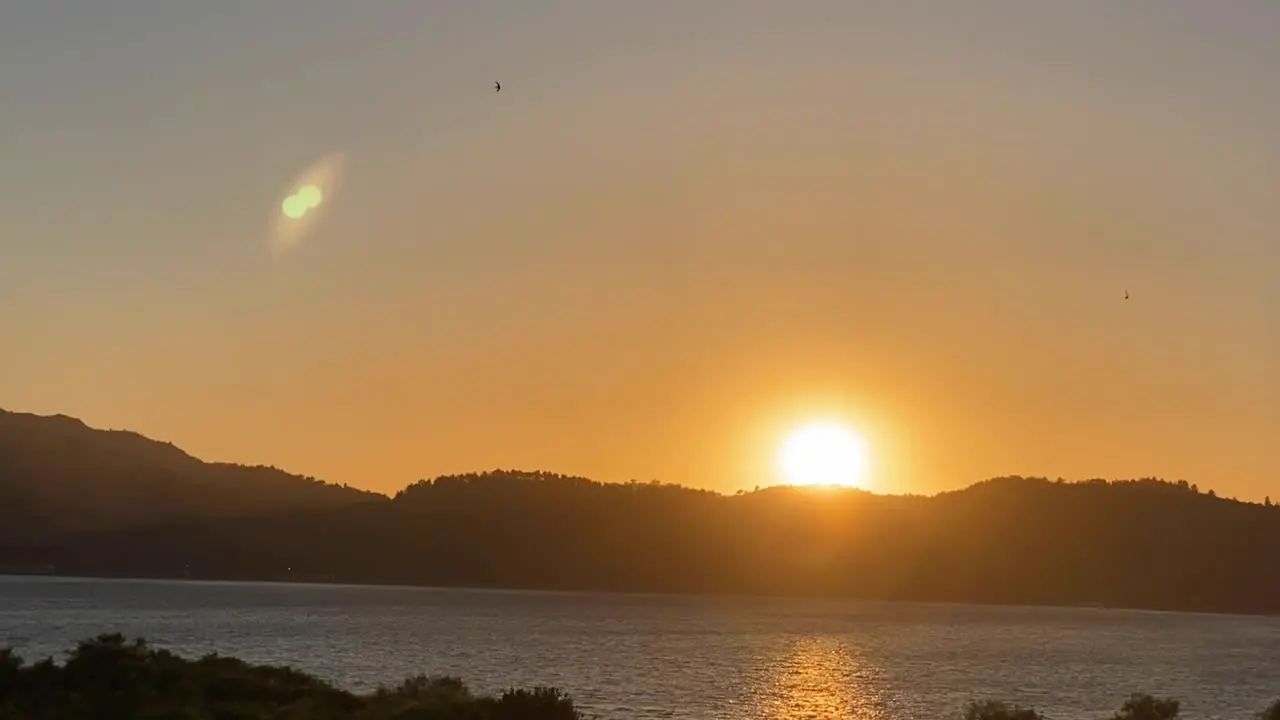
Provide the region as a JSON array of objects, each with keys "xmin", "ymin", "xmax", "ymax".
[
  {"xmin": 296, "ymin": 185, "xmax": 322, "ymax": 208},
  {"xmin": 269, "ymin": 153, "xmax": 345, "ymax": 259},
  {"xmin": 280, "ymin": 184, "xmax": 323, "ymax": 220},
  {"xmin": 281, "ymin": 195, "xmax": 307, "ymax": 220}
]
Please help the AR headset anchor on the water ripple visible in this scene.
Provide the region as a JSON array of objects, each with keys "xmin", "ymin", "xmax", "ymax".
[{"xmin": 1, "ymin": 577, "xmax": 1277, "ymax": 719}]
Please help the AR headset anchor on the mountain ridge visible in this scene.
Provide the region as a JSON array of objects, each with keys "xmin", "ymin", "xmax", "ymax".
[
  {"xmin": 0, "ymin": 408, "xmax": 384, "ymax": 537},
  {"xmin": 3, "ymin": 409, "xmax": 1279, "ymax": 616}
]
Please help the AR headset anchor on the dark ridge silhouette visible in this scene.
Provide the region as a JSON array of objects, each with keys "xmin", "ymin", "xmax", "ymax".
[
  {"xmin": 4, "ymin": 411, "xmax": 1280, "ymax": 615},
  {"xmin": 0, "ymin": 409, "xmax": 384, "ymax": 539}
]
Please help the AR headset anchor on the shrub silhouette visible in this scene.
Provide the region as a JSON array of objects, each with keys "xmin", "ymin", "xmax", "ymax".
[
  {"xmin": 1113, "ymin": 693, "xmax": 1180, "ymax": 720},
  {"xmin": 965, "ymin": 699, "xmax": 1044, "ymax": 720},
  {"xmin": 962, "ymin": 694, "xmax": 1194, "ymax": 720},
  {"xmin": 4, "ymin": 636, "xmax": 1280, "ymax": 720},
  {"xmin": 0, "ymin": 635, "xmax": 586, "ymax": 720},
  {"xmin": 490, "ymin": 687, "xmax": 581, "ymax": 720}
]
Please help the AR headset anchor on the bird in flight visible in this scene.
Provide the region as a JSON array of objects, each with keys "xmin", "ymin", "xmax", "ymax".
[{"xmin": 494, "ymin": 81, "xmax": 501, "ymax": 92}]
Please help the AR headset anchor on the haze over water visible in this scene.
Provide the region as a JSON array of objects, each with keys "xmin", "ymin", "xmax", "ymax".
[{"xmin": 3, "ymin": 577, "xmax": 1278, "ymax": 720}]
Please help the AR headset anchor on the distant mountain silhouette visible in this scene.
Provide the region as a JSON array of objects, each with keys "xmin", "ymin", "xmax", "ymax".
[
  {"xmin": 0, "ymin": 409, "xmax": 383, "ymax": 540},
  {"xmin": 4, "ymin": 410, "xmax": 1280, "ymax": 615}
]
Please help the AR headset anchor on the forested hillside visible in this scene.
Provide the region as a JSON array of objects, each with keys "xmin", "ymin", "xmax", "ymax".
[
  {"xmin": 0, "ymin": 409, "xmax": 382, "ymax": 540},
  {"xmin": 4, "ymin": 428, "xmax": 1278, "ymax": 615}
]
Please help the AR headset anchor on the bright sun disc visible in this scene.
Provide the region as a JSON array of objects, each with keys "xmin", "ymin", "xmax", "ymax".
[{"xmin": 777, "ymin": 422, "xmax": 868, "ymax": 488}]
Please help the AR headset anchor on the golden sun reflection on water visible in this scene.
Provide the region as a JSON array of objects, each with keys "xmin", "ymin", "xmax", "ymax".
[{"xmin": 754, "ymin": 637, "xmax": 887, "ymax": 720}]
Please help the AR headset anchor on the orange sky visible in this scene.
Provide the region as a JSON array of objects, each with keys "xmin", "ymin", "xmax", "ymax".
[{"xmin": 2, "ymin": 3, "xmax": 1278, "ymax": 499}]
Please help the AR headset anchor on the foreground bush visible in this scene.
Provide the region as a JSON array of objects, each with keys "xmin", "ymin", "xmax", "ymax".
[
  {"xmin": 0, "ymin": 634, "xmax": 584, "ymax": 720},
  {"xmin": 3, "ymin": 635, "xmax": 1278, "ymax": 719},
  {"xmin": 965, "ymin": 692, "xmax": 1192, "ymax": 720}
]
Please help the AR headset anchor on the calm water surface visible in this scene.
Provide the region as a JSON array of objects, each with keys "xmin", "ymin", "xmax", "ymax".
[{"xmin": 1, "ymin": 576, "xmax": 1277, "ymax": 719}]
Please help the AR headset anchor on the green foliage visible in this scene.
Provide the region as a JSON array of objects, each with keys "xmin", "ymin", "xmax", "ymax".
[{"xmin": 0, "ymin": 635, "xmax": 587, "ymax": 720}]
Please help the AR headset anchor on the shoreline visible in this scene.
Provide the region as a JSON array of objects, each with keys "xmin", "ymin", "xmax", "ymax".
[{"xmin": 2, "ymin": 571, "xmax": 1267, "ymax": 621}]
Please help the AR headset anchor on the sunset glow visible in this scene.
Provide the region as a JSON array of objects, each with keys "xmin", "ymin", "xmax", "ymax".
[
  {"xmin": 3, "ymin": 3, "xmax": 1277, "ymax": 501},
  {"xmin": 777, "ymin": 422, "xmax": 869, "ymax": 489}
]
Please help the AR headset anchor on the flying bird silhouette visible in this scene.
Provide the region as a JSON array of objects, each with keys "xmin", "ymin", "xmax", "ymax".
[{"xmin": 494, "ymin": 81, "xmax": 501, "ymax": 92}]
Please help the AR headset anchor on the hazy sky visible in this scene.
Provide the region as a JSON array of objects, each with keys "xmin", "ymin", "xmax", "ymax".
[{"xmin": 2, "ymin": 2, "xmax": 1278, "ymax": 498}]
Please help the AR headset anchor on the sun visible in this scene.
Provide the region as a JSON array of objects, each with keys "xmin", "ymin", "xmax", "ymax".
[{"xmin": 777, "ymin": 421, "xmax": 869, "ymax": 488}]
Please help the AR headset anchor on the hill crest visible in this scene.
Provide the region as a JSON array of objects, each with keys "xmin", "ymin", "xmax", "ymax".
[
  {"xmin": 0, "ymin": 408, "xmax": 383, "ymax": 536},
  {"xmin": 5, "ymin": 410, "xmax": 1279, "ymax": 616}
]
